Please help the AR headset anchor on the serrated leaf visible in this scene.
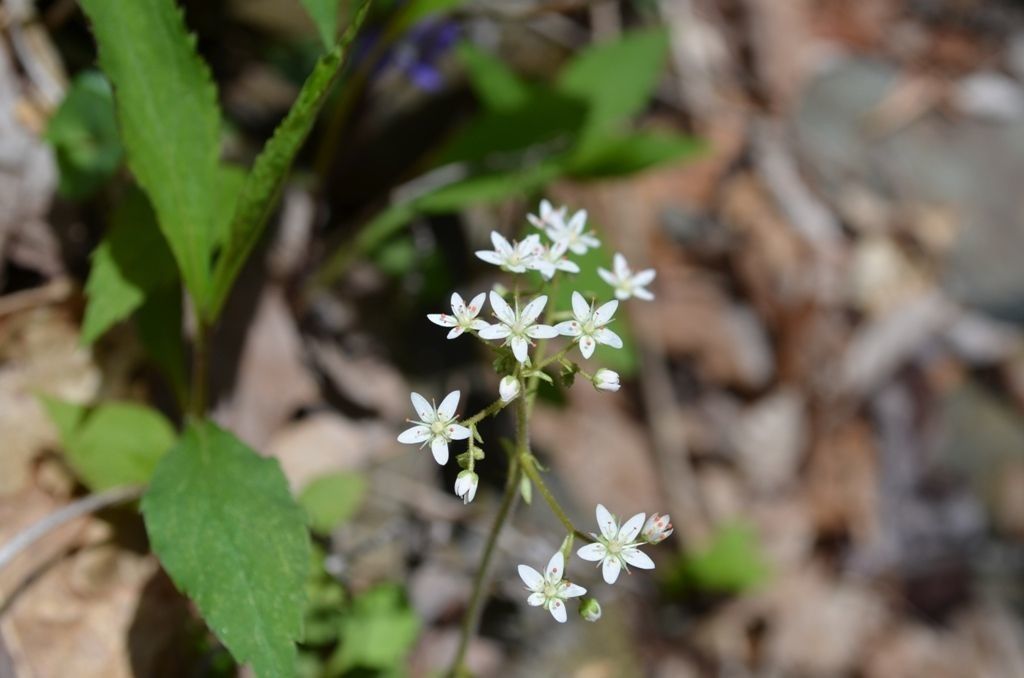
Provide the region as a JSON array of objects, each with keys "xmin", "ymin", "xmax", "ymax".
[
  {"xmin": 300, "ymin": 0, "xmax": 340, "ymax": 49},
  {"xmin": 142, "ymin": 421, "xmax": 310, "ymax": 678},
  {"xmin": 40, "ymin": 397, "xmax": 176, "ymax": 490},
  {"xmin": 330, "ymin": 585, "xmax": 419, "ymax": 672},
  {"xmin": 299, "ymin": 471, "xmax": 367, "ymax": 534},
  {"xmin": 557, "ymin": 29, "xmax": 669, "ymax": 143},
  {"xmin": 208, "ymin": 3, "xmax": 370, "ymax": 320},
  {"xmin": 81, "ymin": 188, "xmax": 177, "ymax": 345},
  {"xmin": 45, "ymin": 70, "xmax": 122, "ymax": 199},
  {"xmin": 456, "ymin": 42, "xmax": 531, "ymax": 110},
  {"xmin": 79, "ymin": 0, "xmax": 224, "ymax": 305}
]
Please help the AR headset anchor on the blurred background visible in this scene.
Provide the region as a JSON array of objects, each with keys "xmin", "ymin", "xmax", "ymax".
[{"xmin": 3, "ymin": 0, "xmax": 1024, "ymax": 675}]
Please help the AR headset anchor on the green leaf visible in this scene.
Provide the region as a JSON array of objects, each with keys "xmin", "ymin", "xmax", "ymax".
[
  {"xmin": 665, "ymin": 522, "xmax": 769, "ymax": 595},
  {"xmin": 566, "ymin": 130, "xmax": 705, "ymax": 179},
  {"xmin": 208, "ymin": 2, "xmax": 370, "ymax": 320},
  {"xmin": 436, "ymin": 91, "xmax": 585, "ymax": 166},
  {"xmin": 44, "ymin": 70, "xmax": 123, "ymax": 198},
  {"xmin": 40, "ymin": 397, "xmax": 176, "ymax": 490},
  {"xmin": 417, "ymin": 161, "xmax": 562, "ymax": 212},
  {"xmin": 456, "ymin": 42, "xmax": 531, "ymax": 110},
  {"xmin": 557, "ymin": 29, "xmax": 669, "ymax": 142},
  {"xmin": 135, "ymin": 284, "xmax": 188, "ymax": 405},
  {"xmin": 142, "ymin": 421, "xmax": 310, "ymax": 678},
  {"xmin": 79, "ymin": 0, "xmax": 224, "ymax": 306},
  {"xmin": 298, "ymin": 472, "xmax": 367, "ymax": 534},
  {"xmin": 330, "ymin": 585, "xmax": 419, "ymax": 672},
  {"xmin": 394, "ymin": 0, "xmax": 466, "ymax": 33},
  {"xmin": 81, "ymin": 188, "xmax": 178, "ymax": 345},
  {"xmin": 300, "ymin": 0, "xmax": 340, "ymax": 48}
]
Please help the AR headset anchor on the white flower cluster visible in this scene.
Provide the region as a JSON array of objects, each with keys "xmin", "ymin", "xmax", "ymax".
[{"xmin": 396, "ymin": 201, "xmax": 670, "ymax": 624}]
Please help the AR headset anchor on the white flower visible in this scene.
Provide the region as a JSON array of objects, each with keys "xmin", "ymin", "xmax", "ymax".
[
  {"xmin": 532, "ymin": 204, "xmax": 600, "ymax": 255},
  {"xmin": 454, "ymin": 470, "xmax": 479, "ymax": 504},
  {"xmin": 528, "ymin": 240, "xmax": 580, "ymax": 280},
  {"xmin": 475, "ymin": 232, "xmax": 542, "ymax": 273},
  {"xmin": 593, "ymin": 368, "xmax": 620, "ymax": 392},
  {"xmin": 554, "ymin": 291, "xmax": 623, "ymax": 359},
  {"xmin": 526, "ymin": 199, "xmax": 567, "ymax": 232},
  {"xmin": 598, "ymin": 253, "xmax": 656, "ymax": 301},
  {"xmin": 397, "ymin": 391, "xmax": 470, "ymax": 465},
  {"xmin": 427, "ymin": 292, "xmax": 488, "ymax": 339},
  {"xmin": 499, "ymin": 375, "xmax": 521, "ymax": 403},
  {"xmin": 641, "ymin": 513, "xmax": 673, "ymax": 544},
  {"xmin": 577, "ymin": 504, "xmax": 656, "ymax": 584},
  {"xmin": 517, "ymin": 551, "xmax": 586, "ymax": 623},
  {"xmin": 479, "ymin": 291, "xmax": 558, "ymax": 364}
]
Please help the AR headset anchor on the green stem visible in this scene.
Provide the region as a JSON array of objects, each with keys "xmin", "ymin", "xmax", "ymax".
[
  {"xmin": 448, "ymin": 432, "xmax": 523, "ymax": 677},
  {"xmin": 462, "ymin": 397, "xmax": 509, "ymax": 428},
  {"xmin": 188, "ymin": 317, "xmax": 210, "ymax": 419},
  {"xmin": 520, "ymin": 455, "xmax": 592, "ymax": 543}
]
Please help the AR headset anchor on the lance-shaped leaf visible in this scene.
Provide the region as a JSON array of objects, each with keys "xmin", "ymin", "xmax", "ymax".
[
  {"xmin": 208, "ymin": 2, "xmax": 370, "ymax": 320},
  {"xmin": 301, "ymin": 0, "xmax": 341, "ymax": 49},
  {"xmin": 142, "ymin": 422, "xmax": 310, "ymax": 678},
  {"xmin": 79, "ymin": 0, "xmax": 223, "ymax": 305}
]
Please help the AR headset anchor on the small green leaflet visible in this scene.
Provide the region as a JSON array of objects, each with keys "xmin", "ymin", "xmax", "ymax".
[
  {"xmin": 329, "ymin": 585, "xmax": 420, "ymax": 673},
  {"xmin": 44, "ymin": 70, "xmax": 123, "ymax": 198},
  {"xmin": 298, "ymin": 471, "xmax": 367, "ymax": 534},
  {"xmin": 300, "ymin": 0, "xmax": 341, "ymax": 49},
  {"xmin": 79, "ymin": 0, "xmax": 224, "ymax": 307},
  {"xmin": 81, "ymin": 188, "xmax": 177, "ymax": 345},
  {"xmin": 456, "ymin": 42, "xmax": 531, "ymax": 110},
  {"xmin": 142, "ymin": 422, "xmax": 310, "ymax": 678},
  {"xmin": 40, "ymin": 397, "xmax": 176, "ymax": 491}
]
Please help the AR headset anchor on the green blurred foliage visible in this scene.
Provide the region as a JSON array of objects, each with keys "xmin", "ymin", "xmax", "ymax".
[
  {"xmin": 664, "ymin": 523, "xmax": 770, "ymax": 595},
  {"xmin": 299, "ymin": 471, "xmax": 368, "ymax": 535}
]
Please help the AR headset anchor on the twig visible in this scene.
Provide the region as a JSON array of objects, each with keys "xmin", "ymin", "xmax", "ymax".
[{"xmin": 0, "ymin": 485, "xmax": 143, "ymax": 573}]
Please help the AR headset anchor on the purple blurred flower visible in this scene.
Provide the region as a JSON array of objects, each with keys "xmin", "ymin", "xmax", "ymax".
[{"xmin": 357, "ymin": 17, "xmax": 461, "ymax": 92}]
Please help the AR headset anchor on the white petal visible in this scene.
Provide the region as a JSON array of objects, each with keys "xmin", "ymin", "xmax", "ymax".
[
  {"xmin": 614, "ymin": 288, "xmax": 630, "ymax": 301},
  {"xmin": 511, "ymin": 336, "xmax": 530, "ymax": 363},
  {"xmin": 475, "ymin": 250, "xmax": 504, "ymax": 266},
  {"xmin": 594, "ymin": 328, "xmax": 622, "ymax": 349},
  {"xmin": 489, "ymin": 290, "xmax": 515, "ymax": 325},
  {"xmin": 527, "ymin": 213, "xmax": 545, "ymax": 230},
  {"xmin": 446, "ymin": 327, "xmax": 464, "ymax": 340},
  {"xmin": 518, "ymin": 564, "xmax": 544, "ymax": 591},
  {"xmin": 593, "ymin": 300, "xmax": 618, "ymax": 326},
  {"xmin": 469, "ymin": 319, "xmax": 490, "ymax": 331},
  {"xmin": 596, "ymin": 504, "xmax": 618, "ymax": 540},
  {"xmin": 634, "ymin": 287, "xmax": 655, "ymax": 301},
  {"xmin": 577, "ymin": 543, "xmax": 607, "ymax": 561},
  {"xmin": 427, "ymin": 313, "xmax": 458, "ymax": 327},
  {"xmin": 619, "ymin": 512, "xmax": 646, "ymax": 542},
  {"xmin": 430, "ymin": 437, "xmax": 449, "ymax": 465},
  {"xmin": 491, "ymin": 231, "xmax": 513, "ymax": 255},
  {"xmin": 527, "ymin": 592, "xmax": 546, "ymax": 606},
  {"xmin": 450, "ymin": 292, "xmax": 467, "ymax": 316},
  {"xmin": 568, "ymin": 241, "xmax": 588, "ymax": 255},
  {"xmin": 558, "ymin": 259, "xmax": 580, "ymax": 274},
  {"xmin": 554, "ymin": 320, "xmax": 582, "ymax": 337},
  {"xmin": 478, "ymin": 323, "xmax": 511, "ymax": 340},
  {"xmin": 602, "ymin": 556, "xmax": 622, "ymax": 584},
  {"xmin": 598, "ymin": 267, "xmax": 617, "ymax": 287},
  {"xmin": 437, "ymin": 390, "xmax": 461, "ymax": 420},
  {"xmin": 622, "ymin": 548, "xmax": 655, "ymax": 570},
  {"xmin": 561, "ymin": 582, "xmax": 587, "ymax": 598},
  {"xmin": 571, "ymin": 291, "xmax": 591, "ymax": 321},
  {"xmin": 613, "ymin": 253, "xmax": 630, "ymax": 278},
  {"xmin": 545, "ymin": 551, "xmax": 564, "ymax": 583},
  {"xmin": 579, "ymin": 335, "xmax": 596, "ymax": 359},
  {"xmin": 540, "ymin": 199, "xmax": 554, "ymax": 218},
  {"xmin": 548, "ymin": 599, "xmax": 567, "ymax": 623},
  {"xmin": 632, "ymin": 269, "xmax": 656, "ymax": 286},
  {"xmin": 521, "ymin": 295, "xmax": 548, "ymax": 325},
  {"xmin": 526, "ymin": 324, "xmax": 558, "ymax": 339},
  {"xmin": 397, "ymin": 425, "xmax": 430, "ymax": 444},
  {"xmin": 467, "ymin": 293, "xmax": 486, "ymax": 318},
  {"xmin": 410, "ymin": 392, "xmax": 434, "ymax": 422},
  {"xmin": 567, "ymin": 209, "xmax": 587, "ymax": 234},
  {"xmin": 448, "ymin": 424, "xmax": 471, "ymax": 440}
]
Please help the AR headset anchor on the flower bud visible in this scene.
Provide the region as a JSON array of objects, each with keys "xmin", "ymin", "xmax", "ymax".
[
  {"xmin": 593, "ymin": 368, "xmax": 620, "ymax": 392},
  {"xmin": 641, "ymin": 512, "xmax": 673, "ymax": 544},
  {"xmin": 499, "ymin": 375, "xmax": 521, "ymax": 403},
  {"xmin": 454, "ymin": 470, "xmax": 479, "ymax": 504},
  {"xmin": 579, "ymin": 597, "xmax": 602, "ymax": 622}
]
